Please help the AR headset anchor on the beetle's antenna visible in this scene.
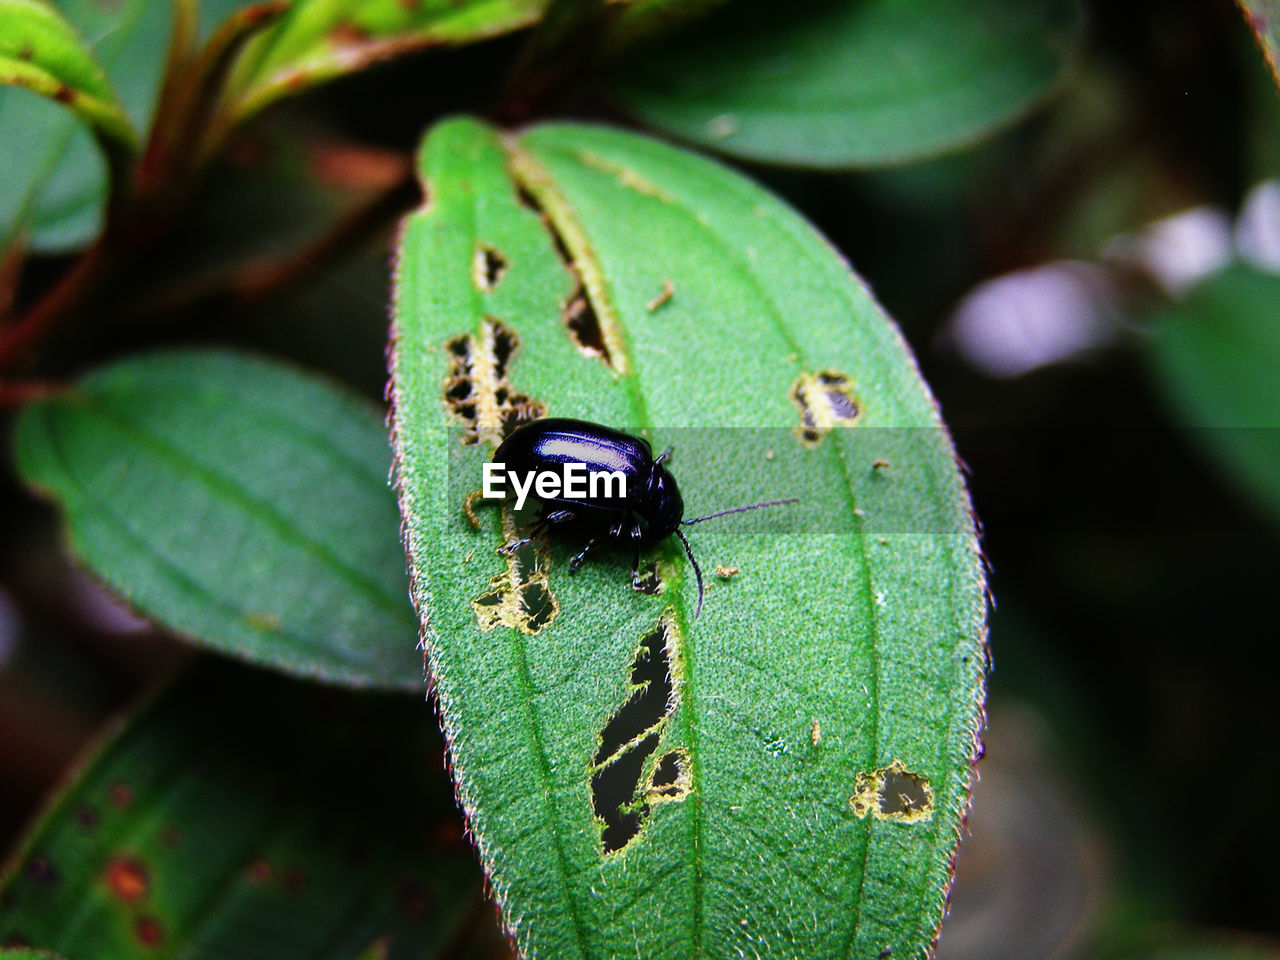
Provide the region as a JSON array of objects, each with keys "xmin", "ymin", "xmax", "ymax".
[
  {"xmin": 681, "ymin": 497, "xmax": 800, "ymax": 526},
  {"xmin": 674, "ymin": 528, "xmax": 704, "ymax": 619}
]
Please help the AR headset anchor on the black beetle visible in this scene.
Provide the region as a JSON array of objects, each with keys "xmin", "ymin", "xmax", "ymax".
[{"xmin": 482, "ymin": 418, "xmax": 797, "ymax": 617}]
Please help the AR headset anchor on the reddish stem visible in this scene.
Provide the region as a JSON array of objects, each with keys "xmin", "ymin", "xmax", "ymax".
[
  {"xmin": 0, "ymin": 378, "xmax": 70, "ymax": 407},
  {"xmin": 0, "ymin": 240, "xmax": 106, "ymax": 371}
]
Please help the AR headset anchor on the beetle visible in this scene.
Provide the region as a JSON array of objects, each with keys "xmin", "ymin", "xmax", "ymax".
[{"xmin": 483, "ymin": 417, "xmax": 797, "ymax": 617}]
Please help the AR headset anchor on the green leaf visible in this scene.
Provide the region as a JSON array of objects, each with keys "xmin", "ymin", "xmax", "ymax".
[
  {"xmin": 0, "ymin": 951, "xmax": 67, "ymax": 960},
  {"xmin": 0, "ymin": 0, "xmax": 172, "ymax": 253},
  {"xmin": 1240, "ymin": 0, "xmax": 1280, "ymax": 92},
  {"xmin": 611, "ymin": 0, "xmax": 1082, "ymax": 169},
  {"xmin": 13, "ymin": 349, "xmax": 422, "ymax": 690},
  {"xmin": 0, "ymin": 0, "xmax": 137, "ymax": 148},
  {"xmin": 390, "ymin": 117, "xmax": 987, "ymax": 959},
  {"xmin": 220, "ymin": 0, "xmax": 546, "ymax": 123},
  {"xmin": 0, "ymin": 85, "xmax": 105, "ymax": 252},
  {"xmin": 0, "ymin": 661, "xmax": 479, "ymax": 958},
  {"xmin": 1146, "ymin": 265, "xmax": 1280, "ymax": 528},
  {"xmin": 598, "ymin": 0, "xmax": 730, "ymax": 47}
]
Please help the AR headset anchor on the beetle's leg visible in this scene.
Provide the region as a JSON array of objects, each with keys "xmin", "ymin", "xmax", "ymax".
[
  {"xmin": 628, "ymin": 520, "xmax": 646, "ymax": 588},
  {"xmin": 654, "ymin": 444, "xmax": 674, "ymax": 466},
  {"xmin": 498, "ymin": 519, "xmax": 545, "ymax": 556},
  {"xmin": 497, "ymin": 533, "xmax": 533, "ymax": 556},
  {"xmin": 569, "ymin": 539, "xmax": 599, "ymax": 574},
  {"xmin": 499, "ymin": 507, "xmax": 575, "ymax": 555}
]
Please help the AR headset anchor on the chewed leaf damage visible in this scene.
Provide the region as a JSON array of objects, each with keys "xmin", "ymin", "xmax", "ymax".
[
  {"xmin": 443, "ymin": 316, "xmax": 546, "ymax": 446},
  {"xmin": 592, "ymin": 622, "xmax": 688, "ymax": 854},
  {"xmin": 471, "ymin": 508, "xmax": 558, "ymax": 634},
  {"xmin": 791, "ymin": 369, "xmax": 862, "ymax": 447},
  {"xmin": 473, "ymin": 242, "xmax": 508, "ymax": 292},
  {"xmin": 444, "ymin": 316, "xmax": 556, "ymax": 631},
  {"xmin": 850, "ymin": 759, "xmax": 934, "ymax": 824}
]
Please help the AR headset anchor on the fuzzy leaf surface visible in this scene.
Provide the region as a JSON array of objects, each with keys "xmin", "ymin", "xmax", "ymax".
[
  {"xmin": 13, "ymin": 349, "xmax": 421, "ymax": 690},
  {"xmin": 390, "ymin": 117, "xmax": 987, "ymax": 960},
  {"xmin": 612, "ymin": 0, "xmax": 1081, "ymax": 168},
  {"xmin": 0, "ymin": 662, "xmax": 477, "ymax": 958}
]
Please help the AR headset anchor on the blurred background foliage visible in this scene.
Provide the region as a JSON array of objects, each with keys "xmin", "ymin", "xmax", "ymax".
[{"xmin": 2, "ymin": 0, "xmax": 1280, "ymax": 957}]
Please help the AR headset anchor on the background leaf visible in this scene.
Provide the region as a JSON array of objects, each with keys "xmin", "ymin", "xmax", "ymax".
[
  {"xmin": 219, "ymin": 0, "xmax": 547, "ymax": 124},
  {"xmin": 1146, "ymin": 265, "xmax": 1280, "ymax": 528},
  {"xmin": 0, "ymin": 0, "xmax": 137, "ymax": 149},
  {"xmin": 1239, "ymin": 0, "xmax": 1280, "ymax": 92},
  {"xmin": 13, "ymin": 349, "xmax": 422, "ymax": 690},
  {"xmin": 611, "ymin": 0, "xmax": 1082, "ymax": 169},
  {"xmin": 391, "ymin": 118, "xmax": 986, "ymax": 960},
  {"xmin": 0, "ymin": 660, "xmax": 479, "ymax": 958},
  {"xmin": 0, "ymin": 86, "xmax": 105, "ymax": 253},
  {"xmin": 595, "ymin": 0, "xmax": 731, "ymax": 48},
  {"xmin": 0, "ymin": 0, "xmax": 172, "ymax": 253}
]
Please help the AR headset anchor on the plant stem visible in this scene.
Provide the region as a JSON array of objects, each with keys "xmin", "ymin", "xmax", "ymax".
[
  {"xmin": 0, "ymin": 240, "xmax": 106, "ymax": 371},
  {"xmin": 0, "ymin": 378, "xmax": 70, "ymax": 406}
]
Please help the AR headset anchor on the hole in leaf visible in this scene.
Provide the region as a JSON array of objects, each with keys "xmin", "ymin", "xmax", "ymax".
[
  {"xmin": 563, "ymin": 287, "xmax": 613, "ymax": 367},
  {"xmin": 849, "ymin": 760, "xmax": 934, "ymax": 824},
  {"xmin": 514, "ymin": 181, "xmax": 622, "ymax": 372},
  {"xmin": 646, "ymin": 748, "xmax": 690, "ymax": 803},
  {"xmin": 593, "ymin": 731, "xmax": 660, "ymax": 853},
  {"xmin": 471, "ymin": 509, "xmax": 558, "ymax": 634},
  {"xmin": 594, "ymin": 629, "xmax": 673, "ymax": 765},
  {"xmin": 790, "ymin": 369, "xmax": 862, "ymax": 447},
  {"xmin": 632, "ymin": 560, "xmax": 662, "ymax": 595},
  {"xmin": 650, "ymin": 752, "xmax": 681, "ymax": 788},
  {"xmin": 473, "ymin": 243, "xmax": 508, "ymax": 292},
  {"xmin": 879, "ymin": 768, "xmax": 931, "ymax": 817},
  {"xmin": 592, "ymin": 624, "xmax": 688, "ymax": 854},
  {"xmin": 443, "ymin": 317, "xmax": 546, "ymax": 446}
]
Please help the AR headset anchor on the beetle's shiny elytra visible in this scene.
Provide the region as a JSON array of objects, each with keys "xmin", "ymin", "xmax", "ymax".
[{"xmin": 487, "ymin": 418, "xmax": 797, "ymax": 617}]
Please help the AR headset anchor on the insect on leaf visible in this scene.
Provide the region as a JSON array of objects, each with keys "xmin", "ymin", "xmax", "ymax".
[{"xmin": 390, "ymin": 117, "xmax": 987, "ymax": 960}]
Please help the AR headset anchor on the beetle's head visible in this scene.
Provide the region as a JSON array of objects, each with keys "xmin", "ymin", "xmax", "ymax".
[{"xmin": 643, "ymin": 464, "xmax": 683, "ymax": 540}]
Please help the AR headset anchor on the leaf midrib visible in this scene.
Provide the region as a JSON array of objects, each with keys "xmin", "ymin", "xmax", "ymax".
[{"xmin": 502, "ymin": 134, "xmax": 714, "ymax": 958}]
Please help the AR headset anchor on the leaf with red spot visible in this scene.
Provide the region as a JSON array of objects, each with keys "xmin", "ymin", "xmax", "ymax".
[{"xmin": 0, "ymin": 662, "xmax": 485, "ymax": 959}]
